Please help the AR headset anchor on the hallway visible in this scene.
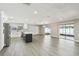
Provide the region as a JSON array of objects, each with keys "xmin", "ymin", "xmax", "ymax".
[{"xmin": 0, "ymin": 35, "xmax": 79, "ymax": 56}]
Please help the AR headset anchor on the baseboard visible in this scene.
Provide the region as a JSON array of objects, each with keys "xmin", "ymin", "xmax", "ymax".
[
  {"xmin": 0, "ymin": 45, "xmax": 4, "ymax": 52},
  {"xmin": 51, "ymin": 36, "xmax": 59, "ymax": 39},
  {"xmin": 33, "ymin": 34, "xmax": 44, "ymax": 36},
  {"xmin": 74, "ymin": 40, "xmax": 79, "ymax": 43}
]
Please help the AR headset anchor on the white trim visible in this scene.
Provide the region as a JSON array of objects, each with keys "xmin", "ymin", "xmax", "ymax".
[
  {"xmin": 51, "ymin": 36, "xmax": 59, "ymax": 39},
  {"xmin": 74, "ymin": 40, "xmax": 79, "ymax": 43},
  {"xmin": 0, "ymin": 44, "xmax": 4, "ymax": 51}
]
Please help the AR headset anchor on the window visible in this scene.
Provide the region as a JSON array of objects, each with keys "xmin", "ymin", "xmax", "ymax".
[
  {"xmin": 59, "ymin": 24, "xmax": 74, "ymax": 40},
  {"xmin": 43, "ymin": 26, "xmax": 51, "ymax": 34},
  {"xmin": 44, "ymin": 27, "xmax": 51, "ymax": 33}
]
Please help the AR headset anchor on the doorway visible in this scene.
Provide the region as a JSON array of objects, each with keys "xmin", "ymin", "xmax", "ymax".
[{"xmin": 43, "ymin": 25, "xmax": 51, "ymax": 35}]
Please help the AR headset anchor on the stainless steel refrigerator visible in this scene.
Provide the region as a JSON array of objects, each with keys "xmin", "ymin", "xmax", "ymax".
[{"xmin": 3, "ymin": 23, "xmax": 11, "ymax": 47}]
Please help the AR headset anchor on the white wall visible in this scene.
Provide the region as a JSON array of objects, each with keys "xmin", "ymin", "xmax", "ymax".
[
  {"xmin": 0, "ymin": 12, "xmax": 5, "ymax": 51},
  {"xmin": 27, "ymin": 25, "xmax": 39, "ymax": 35},
  {"xmin": 74, "ymin": 20, "xmax": 79, "ymax": 42},
  {"xmin": 50, "ymin": 23, "xmax": 59, "ymax": 38}
]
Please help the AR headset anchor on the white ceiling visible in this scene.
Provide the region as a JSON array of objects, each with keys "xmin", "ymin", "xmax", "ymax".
[{"xmin": 0, "ymin": 3, "xmax": 79, "ymax": 24}]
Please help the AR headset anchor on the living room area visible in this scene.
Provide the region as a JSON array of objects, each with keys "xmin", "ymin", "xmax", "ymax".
[{"xmin": 0, "ymin": 3, "xmax": 79, "ymax": 56}]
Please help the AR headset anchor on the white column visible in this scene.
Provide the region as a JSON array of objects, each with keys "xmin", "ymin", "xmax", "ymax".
[
  {"xmin": 74, "ymin": 20, "xmax": 79, "ymax": 42},
  {"xmin": 50, "ymin": 23, "xmax": 59, "ymax": 38},
  {"xmin": 38, "ymin": 25, "xmax": 44, "ymax": 35}
]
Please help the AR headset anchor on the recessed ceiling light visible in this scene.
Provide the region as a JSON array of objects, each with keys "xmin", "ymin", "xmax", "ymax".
[{"xmin": 34, "ymin": 11, "xmax": 38, "ymax": 14}]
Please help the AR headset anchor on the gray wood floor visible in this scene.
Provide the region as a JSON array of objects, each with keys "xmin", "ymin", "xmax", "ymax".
[{"xmin": 0, "ymin": 35, "xmax": 79, "ymax": 56}]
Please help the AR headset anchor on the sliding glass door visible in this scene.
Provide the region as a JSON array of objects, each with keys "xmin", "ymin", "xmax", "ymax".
[
  {"xmin": 59, "ymin": 24, "xmax": 74, "ymax": 40},
  {"xmin": 59, "ymin": 24, "xmax": 66, "ymax": 39}
]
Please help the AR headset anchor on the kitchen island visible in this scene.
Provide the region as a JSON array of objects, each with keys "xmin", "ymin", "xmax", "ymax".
[{"xmin": 21, "ymin": 32, "xmax": 32, "ymax": 43}]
